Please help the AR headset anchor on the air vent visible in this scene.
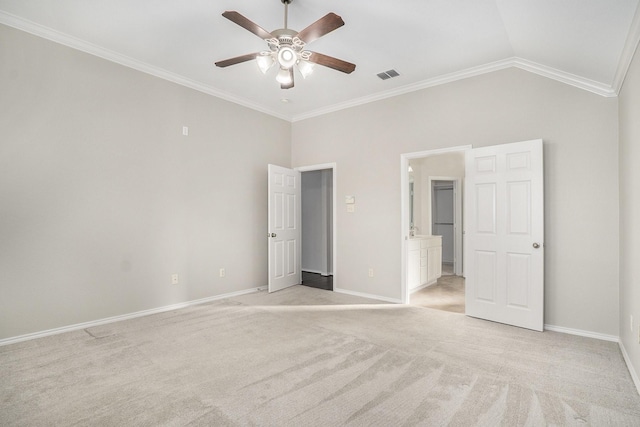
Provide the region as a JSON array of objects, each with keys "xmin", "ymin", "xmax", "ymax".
[{"xmin": 377, "ymin": 69, "xmax": 400, "ymax": 80}]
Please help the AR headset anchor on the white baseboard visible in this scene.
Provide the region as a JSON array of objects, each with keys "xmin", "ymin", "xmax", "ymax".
[
  {"xmin": 544, "ymin": 324, "xmax": 619, "ymax": 342},
  {"xmin": 409, "ymin": 279, "xmax": 437, "ymax": 294},
  {"xmin": 0, "ymin": 286, "xmax": 265, "ymax": 347},
  {"xmin": 619, "ymin": 341, "xmax": 640, "ymax": 396},
  {"xmin": 333, "ymin": 287, "xmax": 402, "ymax": 304}
]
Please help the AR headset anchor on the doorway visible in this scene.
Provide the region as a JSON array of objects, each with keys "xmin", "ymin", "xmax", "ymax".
[
  {"xmin": 297, "ymin": 164, "xmax": 337, "ymax": 292},
  {"xmin": 400, "ymin": 146, "xmax": 470, "ymax": 307},
  {"xmin": 401, "ymin": 140, "xmax": 544, "ymax": 330}
]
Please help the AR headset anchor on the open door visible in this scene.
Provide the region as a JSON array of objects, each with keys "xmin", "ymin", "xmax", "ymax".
[
  {"xmin": 268, "ymin": 164, "xmax": 301, "ymax": 292},
  {"xmin": 464, "ymin": 139, "xmax": 544, "ymax": 331}
]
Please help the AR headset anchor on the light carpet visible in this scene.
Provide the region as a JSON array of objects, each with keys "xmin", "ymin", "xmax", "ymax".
[{"xmin": 1, "ymin": 285, "xmax": 639, "ymax": 426}]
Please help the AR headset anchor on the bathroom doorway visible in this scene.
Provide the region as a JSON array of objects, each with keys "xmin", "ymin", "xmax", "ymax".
[{"xmin": 401, "ymin": 146, "xmax": 469, "ymax": 311}]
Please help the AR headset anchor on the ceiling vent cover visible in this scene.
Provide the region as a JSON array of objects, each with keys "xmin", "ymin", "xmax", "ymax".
[{"xmin": 377, "ymin": 69, "xmax": 400, "ymax": 80}]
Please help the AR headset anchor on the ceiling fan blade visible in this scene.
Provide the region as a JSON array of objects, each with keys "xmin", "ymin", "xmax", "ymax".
[
  {"xmin": 281, "ymin": 69, "xmax": 294, "ymax": 89},
  {"xmin": 307, "ymin": 52, "xmax": 356, "ymax": 74},
  {"xmin": 222, "ymin": 11, "xmax": 274, "ymax": 40},
  {"xmin": 296, "ymin": 13, "xmax": 344, "ymax": 44},
  {"xmin": 215, "ymin": 52, "xmax": 260, "ymax": 68}
]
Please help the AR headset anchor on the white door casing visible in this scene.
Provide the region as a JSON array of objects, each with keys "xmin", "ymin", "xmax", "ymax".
[
  {"xmin": 464, "ymin": 139, "xmax": 544, "ymax": 331},
  {"xmin": 268, "ymin": 164, "xmax": 301, "ymax": 292}
]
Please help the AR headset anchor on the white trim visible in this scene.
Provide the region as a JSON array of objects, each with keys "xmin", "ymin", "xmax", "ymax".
[
  {"xmin": 0, "ymin": 11, "xmax": 290, "ymax": 122},
  {"xmin": 333, "ymin": 287, "xmax": 402, "ymax": 304},
  {"xmin": 620, "ymin": 341, "xmax": 640, "ymax": 396},
  {"xmin": 409, "ymin": 280, "xmax": 438, "ymax": 294},
  {"xmin": 292, "ymin": 57, "xmax": 618, "ymax": 121},
  {"xmin": 612, "ymin": 2, "xmax": 640, "ymax": 93},
  {"xmin": 0, "ymin": 10, "xmax": 624, "ymax": 123},
  {"xmin": 544, "ymin": 324, "xmax": 619, "ymax": 342},
  {"xmin": 0, "ymin": 286, "xmax": 266, "ymax": 347},
  {"xmin": 293, "ymin": 59, "xmax": 514, "ymax": 122},
  {"xmin": 545, "ymin": 325, "xmax": 639, "ymax": 396},
  {"xmin": 295, "ymin": 163, "xmax": 337, "ymax": 291},
  {"xmin": 511, "ymin": 58, "xmax": 616, "ymax": 97},
  {"xmin": 401, "ymin": 146, "xmax": 472, "ymax": 304}
]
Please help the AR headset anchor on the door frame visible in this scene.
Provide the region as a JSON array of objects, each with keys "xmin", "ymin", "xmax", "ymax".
[
  {"xmin": 400, "ymin": 146, "xmax": 471, "ymax": 304},
  {"xmin": 296, "ymin": 163, "xmax": 337, "ymax": 291},
  {"xmin": 427, "ymin": 176, "xmax": 463, "ymax": 276}
]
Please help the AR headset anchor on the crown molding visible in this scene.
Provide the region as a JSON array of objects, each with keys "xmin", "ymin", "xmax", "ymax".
[
  {"xmin": 511, "ymin": 58, "xmax": 616, "ymax": 97},
  {"xmin": 1, "ymin": 10, "xmax": 626, "ymax": 124},
  {"xmin": 291, "ymin": 58, "xmax": 516, "ymax": 122},
  {"xmin": 291, "ymin": 57, "xmax": 617, "ymax": 122},
  {"xmin": 0, "ymin": 11, "xmax": 290, "ymax": 121},
  {"xmin": 612, "ymin": 2, "xmax": 640, "ymax": 94}
]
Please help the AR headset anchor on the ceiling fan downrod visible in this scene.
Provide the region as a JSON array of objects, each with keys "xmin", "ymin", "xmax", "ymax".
[{"xmin": 282, "ymin": 0, "xmax": 291, "ymax": 29}]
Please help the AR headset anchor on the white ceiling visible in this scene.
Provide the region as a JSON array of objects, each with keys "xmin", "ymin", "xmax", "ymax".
[{"xmin": 1, "ymin": 0, "xmax": 639, "ymax": 121}]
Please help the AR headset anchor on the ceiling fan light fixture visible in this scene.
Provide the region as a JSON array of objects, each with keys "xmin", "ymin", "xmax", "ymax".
[
  {"xmin": 276, "ymin": 67, "xmax": 293, "ymax": 85},
  {"xmin": 277, "ymin": 46, "xmax": 297, "ymax": 69},
  {"xmin": 216, "ymin": 0, "xmax": 356, "ymax": 89},
  {"xmin": 297, "ymin": 59, "xmax": 315, "ymax": 78},
  {"xmin": 256, "ymin": 53, "xmax": 275, "ymax": 74}
]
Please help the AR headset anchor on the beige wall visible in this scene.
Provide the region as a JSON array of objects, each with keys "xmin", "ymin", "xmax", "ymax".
[
  {"xmin": 619, "ymin": 42, "xmax": 640, "ymax": 386},
  {"xmin": 0, "ymin": 25, "xmax": 291, "ymax": 339},
  {"xmin": 292, "ymin": 67, "xmax": 620, "ymax": 336},
  {"xmin": 0, "ymin": 22, "xmax": 629, "ymax": 344}
]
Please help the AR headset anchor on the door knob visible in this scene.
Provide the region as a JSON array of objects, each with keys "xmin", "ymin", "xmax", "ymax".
[
  {"xmin": 271, "ymin": 233, "xmax": 277, "ymax": 238},
  {"xmin": 533, "ymin": 242, "xmax": 540, "ymax": 249}
]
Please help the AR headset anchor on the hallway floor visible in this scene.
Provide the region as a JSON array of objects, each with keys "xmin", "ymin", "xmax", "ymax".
[
  {"xmin": 301, "ymin": 271, "xmax": 333, "ymax": 291},
  {"xmin": 410, "ymin": 271, "xmax": 465, "ymax": 314}
]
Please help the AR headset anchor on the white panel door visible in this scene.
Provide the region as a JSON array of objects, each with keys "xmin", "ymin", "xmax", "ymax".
[
  {"xmin": 268, "ymin": 164, "xmax": 301, "ymax": 293},
  {"xmin": 464, "ymin": 140, "xmax": 544, "ymax": 331}
]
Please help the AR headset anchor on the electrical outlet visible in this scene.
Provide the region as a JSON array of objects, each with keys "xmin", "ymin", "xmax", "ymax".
[
  {"xmin": 171, "ymin": 273, "xmax": 179, "ymax": 285},
  {"xmin": 219, "ymin": 268, "xmax": 225, "ymax": 278},
  {"xmin": 368, "ymin": 268, "xmax": 374, "ymax": 277}
]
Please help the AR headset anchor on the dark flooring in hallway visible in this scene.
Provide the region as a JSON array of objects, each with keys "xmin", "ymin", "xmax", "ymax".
[{"xmin": 301, "ymin": 271, "xmax": 333, "ymax": 291}]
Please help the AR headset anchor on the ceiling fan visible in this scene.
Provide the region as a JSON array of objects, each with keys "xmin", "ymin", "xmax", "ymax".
[{"xmin": 215, "ymin": 0, "xmax": 356, "ymax": 89}]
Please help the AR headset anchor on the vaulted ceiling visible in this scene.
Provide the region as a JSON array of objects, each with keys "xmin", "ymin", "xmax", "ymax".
[{"xmin": 1, "ymin": 0, "xmax": 639, "ymax": 121}]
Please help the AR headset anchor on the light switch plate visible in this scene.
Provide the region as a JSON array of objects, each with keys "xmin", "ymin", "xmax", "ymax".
[
  {"xmin": 347, "ymin": 205, "xmax": 355, "ymax": 213},
  {"xmin": 345, "ymin": 196, "xmax": 355, "ymax": 204}
]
